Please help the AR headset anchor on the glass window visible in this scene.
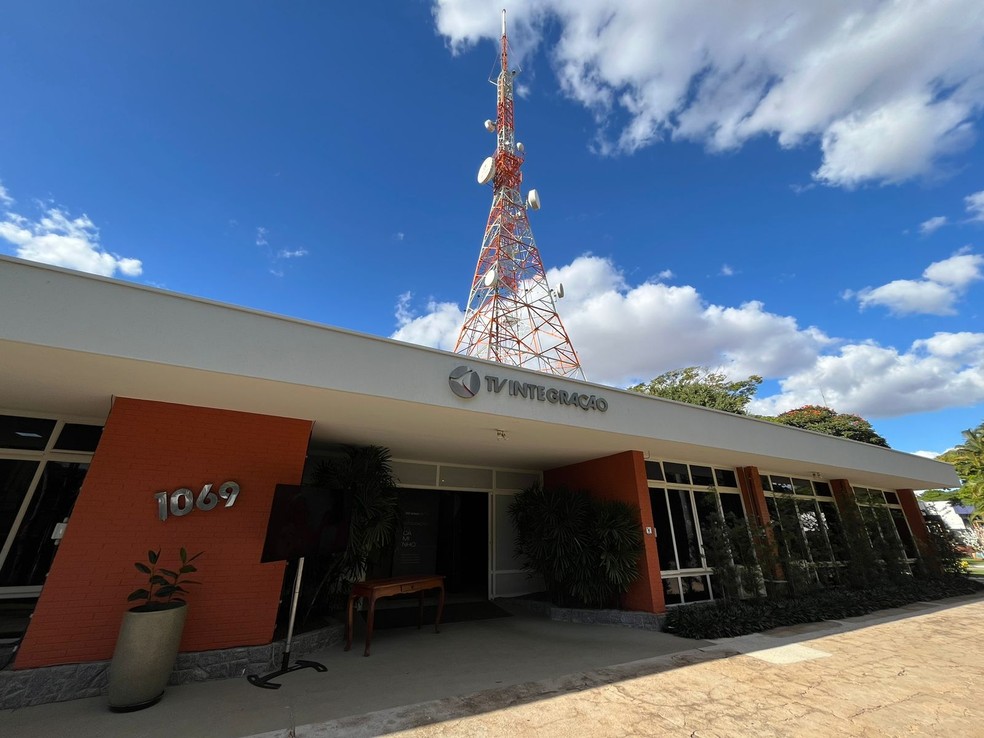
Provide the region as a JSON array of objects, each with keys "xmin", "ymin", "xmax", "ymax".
[
  {"xmin": 759, "ymin": 474, "xmax": 772, "ymax": 492},
  {"xmin": 818, "ymin": 501, "xmax": 846, "ymax": 560},
  {"xmin": 0, "ymin": 461, "xmax": 89, "ymax": 587},
  {"xmin": 668, "ymin": 489, "xmax": 702, "ymax": 569},
  {"xmin": 792, "ymin": 478, "xmax": 813, "ymax": 495},
  {"xmin": 644, "ymin": 461, "xmax": 663, "ymax": 481},
  {"xmin": 890, "ymin": 508, "xmax": 917, "ymax": 558},
  {"xmin": 53, "ymin": 424, "xmax": 103, "ymax": 452},
  {"xmin": 883, "ymin": 491, "xmax": 900, "ymax": 505},
  {"xmin": 690, "ymin": 465, "xmax": 714, "ymax": 487},
  {"xmin": 682, "ymin": 575, "xmax": 712, "ymax": 603},
  {"xmin": 662, "ymin": 577, "xmax": 682, "ymax": 605},
  {"xmin": 714, "ymin": 469, "xmax": 738, "ymax": 488},
  {"xmin": 770, "ymin": 476, "xmax": 793, "ymax": 495},
  {"xmin": 0, "ymin": 459, "xmax": 41, "ymax": 545},
  {"xmin": 0, "ymin": 416, "xmax": 56, "ymax": 451},
  {"xmin": 800, "ymin": 500, "xmax": 833, "ymax": 562},
  {"xmin": 650, "ymin": 488, "xmax": 677, "ymax": 570},
  {"xmin": 719, "ymin": 493, "xmax": 745, "ymax": 523},
  {"xmin": 814, "ymin": 482, "xmax": 832, "ymax": 497},
  {"xmin": 663, "ymin": 462, "xmax": 690, "ymax": 485}
]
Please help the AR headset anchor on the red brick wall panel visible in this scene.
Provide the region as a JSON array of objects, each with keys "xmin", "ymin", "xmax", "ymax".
[
  {"xmin": 545, "ymin": 451, "xmax": 664, "ymax": 613},
  {"xmin": 16, "ymin": 398, "xmax": 311, "ymax": 669}
]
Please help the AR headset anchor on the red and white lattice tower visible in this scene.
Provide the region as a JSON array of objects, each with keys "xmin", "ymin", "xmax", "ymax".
[{"xmin": 453, "ymin": 10, "xmax": 583, "ymax": 379}]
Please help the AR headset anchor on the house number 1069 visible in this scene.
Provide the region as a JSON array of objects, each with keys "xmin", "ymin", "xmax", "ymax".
[{"xmin": 155, "ymin": 482, "xmax": 240, "ymax": 522}]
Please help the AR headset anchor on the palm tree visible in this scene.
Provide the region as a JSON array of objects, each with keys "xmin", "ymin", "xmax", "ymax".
[{"xmin": 939, "ymin": 423, "xmax": 984, "ymax": 520}]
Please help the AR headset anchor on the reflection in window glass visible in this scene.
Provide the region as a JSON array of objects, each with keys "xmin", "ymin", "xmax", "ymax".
[
  {"xmin": 770, "ymin": 476, "xmax": 793, "ymax": 494},
  {"xmin": 663, "ymin": 462, "xmax": 690, "ymax": 485},
  {"xmin": 891, "ymin": 508, "xmax": 917, "ymax": 558},
  {"xmin": 818, "ymin": 501, "xmax": 846, "ymax": 559},
  {"xmin": 668, "ymin": 489, "xmax": 702, "ymax": 569},
  {"xmin": 690, "ymin": 465, "xmax": 714, "ymax": 487},
  {"xmin": 0, "ymin": 461, "xmax": 88, "ymax": 587},
  {"xmin": 792, "ymin": 478, "xmax": 813, "ymax": 495},
  {"xmin": 682, "ymin": 575, "xmax": 712, "ymax": 603},
  {"xmin": 662, "ymin": 577, "xmax": 682, "ymax": 605},
  {"xmin": 650, "ymin": 489, "xmax": 676, "ymax": 570},
  {"xmin": 800, "ymin": 500, "xmax": 833, "ymax": 562},
  {"xmin": 720, "ymin": 493, "xmax": 745, "ymax": 523},
  {"xmin": 0, "ymin": 416, "xmax": 56, "ymax": 451},
  {"xmin": 714, "ymin": 469, "xmax": 738, "ymax": 488},
  {"xmin": 644, "ymin": 461, "xmax": 663, "ymax": 481},
  {"xmin": 759, "ymin": 475, "xmax": 772, "ymax": 492},
  {"xmin": 0, "ymin": 459, "xmax": 41, "ymax": 545}
]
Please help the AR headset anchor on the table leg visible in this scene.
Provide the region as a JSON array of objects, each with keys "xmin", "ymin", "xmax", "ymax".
[
  {"xmin": 344, "ymin": 593, "xmax": 355, "ymax": 651},
  {"xmin": 434, "ymin": 584, "xmax": 445, "ymax": 634},
  {"xmin": 363, "ymin": 594, "xmax": 377, "ymax": 657}
]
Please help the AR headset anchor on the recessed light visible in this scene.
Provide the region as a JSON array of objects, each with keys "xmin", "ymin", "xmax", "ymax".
[{"xmin": 15, "ymin": 431, "xmax": 43, "ymax": 438}]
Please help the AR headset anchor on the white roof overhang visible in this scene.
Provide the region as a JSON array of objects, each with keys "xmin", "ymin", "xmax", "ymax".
[{"xmin": 0, "ymin": 256, "xmax": 960, "ymax": 490}]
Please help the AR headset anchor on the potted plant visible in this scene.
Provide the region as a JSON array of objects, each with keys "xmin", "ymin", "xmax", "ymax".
[{"xmin": 108, "ymin": 548, "xmax": 202, "ymax": 712}]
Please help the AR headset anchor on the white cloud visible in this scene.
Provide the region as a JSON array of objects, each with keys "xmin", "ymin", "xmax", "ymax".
[
  {"xmin": 749, "ymin": 332, "xmax": 984, "ymax": 418},
  {"xmin": 656, "ymin": 269, "xmax": 674, "ymax": 280},
  {"xmin": 394, "ymin": 232, "xmax": 405, "ymax": 241},
  {"xmin": 0, "ymin": 202, "xmax": 142, "ymax": 278},
  {"xmin": 255, "ymin": 227, "xmax": 268, "ymax": 247},
  {"xmin": 919, "ymin": 216, "xmax": 948, "ymax": 235},
  {"xmin": 0, "ymin": 181, "xmax": 13, "ymax": 208},
  {"xmin": 277, "ymin": 248, "xmax": 308, "ymax": 259},
  {"xmin": 393, "ymin": 252, "xmax": 984, "ymax": 420},
  {"xmin": 720, "ymin": 264, "xmax": 735, "ymax": 277},
  {"xmin": 966, "ymin": 190, "xmax": 984, "ymax": 221},
  {"xmin": 433, "ymin": 0, "xmax": 984, "ymax": 186},
  {"xmin": 392, "ymin": 254, "xmax": 831, "ymax": 385},
  {"xmin": 848, "ymin": 251, "xmax": 984, "ymax": 316},
  {"xmin": 392, "ymin": 292, "xmax": 463, "ymax": 352}
]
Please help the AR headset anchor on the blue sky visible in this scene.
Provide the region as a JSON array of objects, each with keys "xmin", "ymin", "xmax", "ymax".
[{"xmin": 2, "ymin": 1, "xmax": 983, "ymax": 457}]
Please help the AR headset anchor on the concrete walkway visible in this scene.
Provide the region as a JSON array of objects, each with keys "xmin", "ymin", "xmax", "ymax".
[{"xmin": 3, "ymin": 594, "xmax": 983, "ymax": 737}]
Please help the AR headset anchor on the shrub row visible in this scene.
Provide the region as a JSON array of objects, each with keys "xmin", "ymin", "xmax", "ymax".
[{"xmin": 662, "ymin": 576, "xmax": 983, "ymax": 640}]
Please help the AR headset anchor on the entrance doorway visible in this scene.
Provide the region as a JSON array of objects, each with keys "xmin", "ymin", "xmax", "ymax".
[{"xmin": 385, "ymin": 489, "xmax": 489, "ymax": 599}]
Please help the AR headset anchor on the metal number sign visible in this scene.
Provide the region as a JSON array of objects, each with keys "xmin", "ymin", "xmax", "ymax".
[{"xmin": 155, "ymin": 481, "xmax": 240, "ymax": 522}]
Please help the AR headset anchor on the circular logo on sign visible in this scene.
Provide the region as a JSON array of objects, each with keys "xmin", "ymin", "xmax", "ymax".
[{"xmin": 449, "ymin": 366, "xmax": 481, "ymax": 398}]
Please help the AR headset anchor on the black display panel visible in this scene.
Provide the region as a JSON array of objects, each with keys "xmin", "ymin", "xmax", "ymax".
[{"xmin": 259, "ymin": 485, "xmax": 350, "ymax": 563}]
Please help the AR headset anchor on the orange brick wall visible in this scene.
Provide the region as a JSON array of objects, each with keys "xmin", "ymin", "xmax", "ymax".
[
  {"xmin": 16, "ymin": 397, "xmax": 312, "ymax": 669},
  {"xmin": 545, "ymin": 451, "xmax": 665, "ymax": 613}
]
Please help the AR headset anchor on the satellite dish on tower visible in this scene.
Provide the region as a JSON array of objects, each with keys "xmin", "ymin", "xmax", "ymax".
[
  {"xmin": 556, "ymin": 283, "xmax": 565, "ymax": 299},
  {"xmin": 477, "ymin": 157, "xmax": 496, "ymax": 184},
  {"xmin": 526, "ymin": 189, "xmax": 540, "ymax": 210},
  {"xmin": 483, "ymin": 264, "xmax": 498, "ymax": 287},
  {"xmin": 517, "ymin": 141, "xmax": 525, "ymax": 152},
  {"xmin": 484, "ymin": 119, "xmax": 496, "ymax": 132}
]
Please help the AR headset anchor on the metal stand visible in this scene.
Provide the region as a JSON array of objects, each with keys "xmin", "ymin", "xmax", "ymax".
[{"xmin": 247, "ymin": 557, "xmax": 327, "ymax": 689}]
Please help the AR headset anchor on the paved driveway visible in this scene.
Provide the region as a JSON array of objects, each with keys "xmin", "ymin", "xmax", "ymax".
[{"xmin": 270, "ymin": 594, "xmax": 984, "ymax": 737}]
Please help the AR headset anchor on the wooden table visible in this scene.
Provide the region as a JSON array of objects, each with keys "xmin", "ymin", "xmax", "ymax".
[{"xmin": 345, "ymin": 575, "xmax": 445, "ymax": 657}]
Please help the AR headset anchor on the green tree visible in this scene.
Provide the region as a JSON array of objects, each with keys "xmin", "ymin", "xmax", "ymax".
[
  {"xmin": 769, "ymin": 405, "xmax": 889, "ymax": 447},
  {"xmin": 937, "ymin": 422, "xmax": 984, "ymax": 521},
  {"xmin": 627, "ymin": 367, "xmax": 762, "ymax": 415}
]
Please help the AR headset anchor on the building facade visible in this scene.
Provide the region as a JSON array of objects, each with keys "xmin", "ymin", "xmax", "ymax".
[{"xmin": 0, "ymin": 255, "xmax": 960, "ymax": 670}]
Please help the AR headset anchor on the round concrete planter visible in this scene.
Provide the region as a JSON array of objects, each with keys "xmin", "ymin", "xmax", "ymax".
[{"xmin": 108, "ymin": 602, "xmax": 188, "ymax": 712}]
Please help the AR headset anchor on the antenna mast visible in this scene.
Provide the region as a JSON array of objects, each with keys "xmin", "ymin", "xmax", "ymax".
[{"xmin": 453, "ymin": 9, "xmax": 583, "ymax": 379}]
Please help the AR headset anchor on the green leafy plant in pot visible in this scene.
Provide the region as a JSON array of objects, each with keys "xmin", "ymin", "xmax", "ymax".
[{"xmin": 108, "ymin": 548, "xmax": 203, "ymax": 712}]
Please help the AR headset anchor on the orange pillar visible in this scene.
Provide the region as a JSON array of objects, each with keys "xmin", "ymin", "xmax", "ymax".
[
  {"xmin": 830, "ymin": 479, "xmax": 856, "ymax": 513},
  {"xmin": 16, "ymin": 398, "xmax": 312, "ymax": 669},
  {"xmin": 896, "ymin": 488, "xmax": 931, "ymax": 547},
  {"xmin": 737, "ymin": 466, "xmax": 770, "ymax": 525},
  {"xmin": 545, "ymin": 451, "xmax": 664, "ymax": 613}
]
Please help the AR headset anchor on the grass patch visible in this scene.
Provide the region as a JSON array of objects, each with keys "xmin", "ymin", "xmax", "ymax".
[{"xmin": 663, "ymin": 576, "xmax": 983, "ymax": 640}]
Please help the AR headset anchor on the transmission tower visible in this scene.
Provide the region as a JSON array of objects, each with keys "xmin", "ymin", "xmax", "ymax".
[{"xmin": 453, "ymin": 9, "xmax": 583, "ymax": 379}]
